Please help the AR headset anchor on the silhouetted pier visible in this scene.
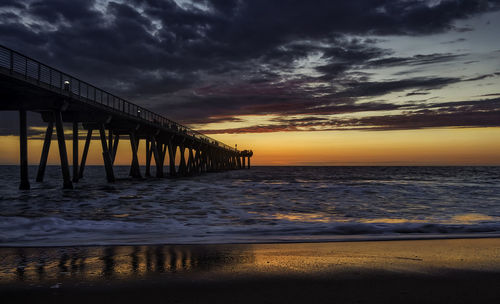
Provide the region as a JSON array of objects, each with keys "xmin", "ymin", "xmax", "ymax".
[{"xmin": 0, "ymin": 45, "xmax": 253, "ymax": 189}]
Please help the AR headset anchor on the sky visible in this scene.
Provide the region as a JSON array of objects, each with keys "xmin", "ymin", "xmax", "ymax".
[{"xmin": 1, "ymin": 0, "xmax": 500, "ymax": 165}]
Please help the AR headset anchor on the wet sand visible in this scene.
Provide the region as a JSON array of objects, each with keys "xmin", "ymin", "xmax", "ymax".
[{"xmin": 1, "ymin": 238, "xmax": 499, "ymax": 303}]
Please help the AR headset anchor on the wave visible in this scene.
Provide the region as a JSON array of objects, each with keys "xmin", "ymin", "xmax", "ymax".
[
  {"xmin": 1, "ymin": 166, "xmax": 499, "ymax": 246},
  {"xmin": 1, "ymin": 215, "xmax": 500, "ymax": 247}
]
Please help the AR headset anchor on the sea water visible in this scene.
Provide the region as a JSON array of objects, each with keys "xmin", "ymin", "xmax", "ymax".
[{"xmin": 0, "ymin": 166, "xmax": 499, "ymax": 246}]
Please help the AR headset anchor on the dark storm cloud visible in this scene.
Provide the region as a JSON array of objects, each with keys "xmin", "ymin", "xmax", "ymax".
[
  {"xmin": 441, "ymin": 38, "xmax": 467, "ymax": 44},
  {"xmin": 463, "ymin": 72, "xmax": 500, "ymax": 82},
  {"xmin": 479, "ymin": 93, "xmax": 500, "ymax": 97},
  {"xmin": 334, "ymin": 77, "xmax": 461, "ymax": 98},
  {"xmin": 150, "ymin": 73, "xmax": 464, "ymax": 124},
  {"xmin": 365, "ymin": 53, "xmax": 467, "ymax": 68},
  {"xmin": 152, "ymin": 84, "xmax": 407, "ymax": 124},
  {"xmin": 0, "ymin": 0, "xmax": 26, "ymax": 9},
  {"xmin": 29, "ymin": 0, "xmax": 99, "ymax": 24},
  {"xmin": 420, "ymin": 97, "xmax": 500, "ymax": 111},
  {"xmin": 406, "ymin": 91, "xmax": 430, "ymax": 96},
  {"xmin": 200, "ymin": 98, "xmax": 500, "ymax": 134},
  {"xmin": 1, "ymin": 0, "xmax": 499, "ymax": 132}
]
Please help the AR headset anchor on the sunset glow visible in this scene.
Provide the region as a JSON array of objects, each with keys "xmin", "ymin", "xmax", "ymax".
[
  {"xmin": 1, "ymin": 126, "xmax": 499, "ymax": 166},
  {"xmin": 1, "ymin": 1, "xmax": 500, "ymax": 165}
]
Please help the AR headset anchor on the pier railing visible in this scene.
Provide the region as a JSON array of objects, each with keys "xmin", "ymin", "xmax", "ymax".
[{"xmin": 0, "ymin": 45, "xmax": 237, "ymax": 152}]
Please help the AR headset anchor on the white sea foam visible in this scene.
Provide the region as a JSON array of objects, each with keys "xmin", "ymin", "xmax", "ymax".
[
  {"xmin": 1, "ymin": 214, "xmax": 500, "ymax": 247},
  {"xmin": 0, "ymin": 166, "xmax": 499, "ymax": 246}
]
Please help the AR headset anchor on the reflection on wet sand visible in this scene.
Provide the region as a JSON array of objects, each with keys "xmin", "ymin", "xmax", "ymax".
[
  {"xmin": 1, "ymin": 239, "xmax": 499, "ymax": 286},
  {"xmin": 130, "ymin": 246, "xmax": 140, "ymax": 275},
  {"xmin": 15, "ymin": 249, "xmax": 26, "ymax": 282},
  {"xmin": 0, "ymin": 245, "xmax": 253, "ymax": 284}
]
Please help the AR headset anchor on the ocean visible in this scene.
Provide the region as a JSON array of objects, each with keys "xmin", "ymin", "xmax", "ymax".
[{"xmin": 0, "ymin": 166, "xmax": 499, "ymax": 246}]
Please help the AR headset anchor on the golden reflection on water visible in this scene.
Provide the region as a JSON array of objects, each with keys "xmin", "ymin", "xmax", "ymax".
[
  {"xmin": 267, "ymin": 211, "xmax": 499, "ymax": 225},
  {"xmin": 450, "ymin": 213, "xmax": 497, "ymax": 223},
  {"xmin": 360, "ymin": 213, "xmax": 498, "ymax": 224},
  {"xmin": 270, "ymin": 212, "xmax": 332, "ymax": 223},
  {"xmin": 360, "ymin": 218, "xmax": 427, "ymax": 224}
]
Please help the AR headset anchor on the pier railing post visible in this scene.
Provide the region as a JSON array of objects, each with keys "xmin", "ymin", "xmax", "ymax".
[
  {"xmin": 36, "ymin": 121, "xmax": 53, "ymax": 182},
  {"xmin": 19, "ymin": 109, "xmax": 30, "ymax": 190},
  {"xmin": 54, "ymin": 111, "xmax": 73, "ymax": 189}
]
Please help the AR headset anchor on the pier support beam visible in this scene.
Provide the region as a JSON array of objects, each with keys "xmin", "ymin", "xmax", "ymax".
[
  {"xmin": 54, "ymin": 111, "xmax": 73, "ymax": 189},
  {"xmin": 198, "ymin": 150, "xmax": 204, "ymax": 173},
  {"xmin": 78, "ymin": 128, "xmax": 92, "ymax": 179},
  {"xmin": 207, "ymin": 150, "xmax": 213, "ymax": 172},
  {"xmin": 19, "ymin": 110, "xmax": 30, "ymax": 190},
  {"xmin": 168, "ymin": 141, "xmax": 176, "ymax": 177},
  {"xmin": 247, "ymin": 157, "xmax": 251, "ymax": 169},
  {"xmin": 194, "ymin": 149, "xmax": 200, "ymax": 174},
  {"xmin": 108, "ymin": 129, "xmax": 113, "ymax": 154},
  {"xmin": 151, "ymin": 138, "xmax": 163, "ymax": 177},
  {"xmin": 111, "ymin": 134, "xmax": 119, "ymax": 164},
  {"xmin": 99, "ymin": 124, "xmax": 115, "ymax": 182},
  {"xmin": 145, "ymin": 139, "xmax": 152, "ymax": 177},
  {"xmin": 152, "ymin": 139, "xmax": 164, "ymax": 178},
  {"xmin": 36, "ymin": 121, "xmax": 53, "ymax": 182},
  {"xmin": 187, "ymin": 148, "xmax": 194, "ymax": 175},
  {"xmin": 161, "ymin": 143, "xmax": 167, "ymax": 176},
  {"xmin": 129, "ymin": 133, "xmax": 141, "ymax": 178},
  {"xmin": 201, "ymin": 150, "xmax": 207, "ymax": 173},
  {"xmin": 179, "ymin": 145, "xmax": 187, "ymax": 176},
  {"xmin": 72, "ymin": 122, "xmax": 79, "ymax": 182}
]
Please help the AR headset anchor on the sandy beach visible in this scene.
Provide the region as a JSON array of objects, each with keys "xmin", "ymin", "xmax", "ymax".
[{"xmin": 1, "ymin": 238, "xmax": 499, "ymax": 303}]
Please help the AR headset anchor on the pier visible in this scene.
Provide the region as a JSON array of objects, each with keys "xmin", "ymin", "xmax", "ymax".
[{"xmin": 0, "ymin": 45, "xmax": 253, "ymax": 190}]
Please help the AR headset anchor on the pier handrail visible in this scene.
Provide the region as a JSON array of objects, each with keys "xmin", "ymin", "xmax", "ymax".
[{"xmin": 0, "ymin": 45, "xmax": 238, "ymax": 152}]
